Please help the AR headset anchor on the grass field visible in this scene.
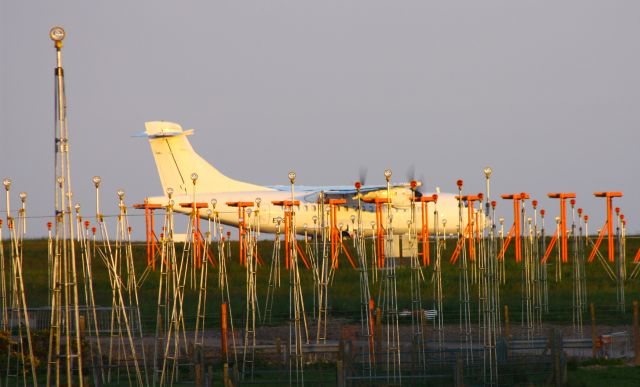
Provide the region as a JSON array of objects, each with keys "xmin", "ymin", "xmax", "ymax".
[
  {"xmin": 4, "ymin": 236, "xmax": 640, "ymax": 385},
  {"xmin": 9, "ymin": 235, "xmax": 640, "ymax": 330},
  {"xmin": 567, "ymin": 359, "xmax": 640, "ymax": 387}
]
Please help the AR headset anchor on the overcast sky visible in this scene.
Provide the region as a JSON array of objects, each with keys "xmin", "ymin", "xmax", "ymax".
[{"xmin": 1, "ymin": 1, "xmax": 639, "ymax": 237}]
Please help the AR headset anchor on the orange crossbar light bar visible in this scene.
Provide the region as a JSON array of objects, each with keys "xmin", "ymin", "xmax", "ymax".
[
  {"xmin": 226, "ymin": 201, "xmax": 255, "ymax": 207},
  {"xmin": 226, "ymin": 201, "xmax": 255, "ymax": 266},
  {"xmin": 271, "ymin": 200, "xmax": 310, "ymax": 269},
  {"xmin": 363, "ymin": 197, "xmax": 391, "ymax": 268},
  {"xmin": 132, "ymin": 203, "xmax": 163, "ymax": 209},
  {"xmin": 271, "ymin": 200, "xmax": 303, "ymax": 207},
  {"xmin": 321, "ymin": 199, "xmax": 357, "ymax": 269},
  {"xmin": 412, "ymin": 194, "xmax": 438, "ymax": 266},
  {"xmin": 413, "ymin": 195, "xmax": 438, "ymax": 203},
  {"xmin": 180, "ymin": 202, "xmax": 216, "ymax": 268},
  {"xmin": 544, "ymin": 193, "xmax": 576, "ymax": 264},
  {"xmin": 498, "ymin": 193, "xmax": 530, "ymax": 262},
  {"xmin": 588, "ymin": 192, "xmax": 623, "ymax": 263},
  {"xmin": 178, "ymin": 202, "xmax": 210, "ymax": 209},
  {"xmin": 362, "ymin": 198, "xmax": 391, "ymax": 204},
  {"xmin": 454, "ymin": 194, "xmax": 481, "ymax": 201},
  {"xmin": 450, "ymin": 194, "xmax": 482, "ymax": 264},
  {"xmin": 134, "ymin": 200, "xmax": 164, "ymax": 269}
]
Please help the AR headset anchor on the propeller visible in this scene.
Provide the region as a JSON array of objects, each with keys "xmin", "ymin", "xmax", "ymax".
[
  {"xmin": 417, "ymin": 173, "xmax": 426, "ymax": 193},
  {"xmin": 406, "ymin": 165, "xmax": 428, "ymax": 194},
  {"xmin": 406, "ymin": 164, "xmax": 415, "ymax": 183},
  {"xmin": 358, "ymin": 166, "xmax": 368, "ymax": 186}
]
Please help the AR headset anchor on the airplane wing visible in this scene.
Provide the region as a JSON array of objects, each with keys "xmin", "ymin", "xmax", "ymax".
[{"xmin": 267, "ymin": 184, "xmax": 422, "ymax": 207}]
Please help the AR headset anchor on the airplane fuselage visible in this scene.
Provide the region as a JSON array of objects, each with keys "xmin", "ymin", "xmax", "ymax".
[
  {"xmin": 141, "ymin": 121, "xmax": 482, "ymax": 238},
  {"xmin": 148, "ymin": 190, "xmax": 474, "ymax": 237}
]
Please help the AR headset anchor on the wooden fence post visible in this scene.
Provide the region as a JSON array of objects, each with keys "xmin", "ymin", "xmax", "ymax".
[
  {"xmin": 590, "ymin": 303, "xmax": 597, "ymax": 358},
  {"xmin": 504, "ymin": 305, "xmax": 510, "ymax": 341},
  {"xmin": 633, "ymin": 300, "xmax": 639, "ymax": 365}
]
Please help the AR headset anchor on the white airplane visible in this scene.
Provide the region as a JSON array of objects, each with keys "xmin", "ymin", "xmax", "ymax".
[{"xmin": 140, "ymin": 121, "xmax": 480, "ymax": 236}]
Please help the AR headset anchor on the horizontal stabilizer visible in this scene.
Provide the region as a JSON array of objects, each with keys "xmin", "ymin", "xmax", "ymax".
[{"xmin": 140, "ymin": 122, "xmax": 195, "ymax": 138}]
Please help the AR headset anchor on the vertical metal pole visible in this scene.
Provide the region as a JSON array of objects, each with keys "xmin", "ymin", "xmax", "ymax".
[
  {"xmin": 607, "ymin": 196, "xmax": 614, "ymax": 262},
  {"xmin": 47, "ymin": 26, "xmax": 83, "ymax": 387},
  {"xmin": 590, "ymin": 303, "xmax": 597, "ymax": 359}
]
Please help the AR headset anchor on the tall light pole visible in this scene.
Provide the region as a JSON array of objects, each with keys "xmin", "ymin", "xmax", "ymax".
[{"xmin": 46, "ymin": 26, "xmax": 85, "ymax": 387}]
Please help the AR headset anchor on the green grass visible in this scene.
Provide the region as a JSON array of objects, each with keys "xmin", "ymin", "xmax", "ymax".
[
  {"xmin": 6, "ymin": 236, "xmax": 640, "ymax": 329},
  {"xmin": 4, "ymin": 236, "xmax": 640, "ymax": 385},
  {"xmin": 567, "ymin": 359, "xmax": 640, "ymax": 387}
]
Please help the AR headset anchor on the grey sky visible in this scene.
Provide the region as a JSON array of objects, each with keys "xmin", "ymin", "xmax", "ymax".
[{"xmin": 1, "ymin": 1, "xmax": 639, "ymax": 237}]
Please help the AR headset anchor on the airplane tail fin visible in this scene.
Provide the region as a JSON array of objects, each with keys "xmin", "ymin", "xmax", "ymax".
[{"xmin": 143, "ymin": 121, "xmax": 271, "ymax": 195}]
